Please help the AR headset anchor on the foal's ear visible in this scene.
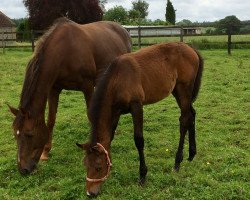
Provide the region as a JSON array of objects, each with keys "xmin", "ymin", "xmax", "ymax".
[
  {"xmin": 8, "ymin": 105, "xmax": 19, "ymax": 116},
  {"xmin": 76, "ymin": 142, "xmax": 90, "ymax": 150},
  {"xmin": 92, "ymin": 145, "xmax": 103, "ymax": 153}
]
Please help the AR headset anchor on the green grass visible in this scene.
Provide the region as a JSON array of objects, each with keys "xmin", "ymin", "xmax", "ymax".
[{"xmin": 0, "ymin": 48, "xmax": 249, "ymax": 199}]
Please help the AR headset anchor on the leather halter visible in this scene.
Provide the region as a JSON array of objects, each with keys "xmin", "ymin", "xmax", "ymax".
[{"xmin": 86, "ymin": 143, "xmax": 112, "ymax": 182}]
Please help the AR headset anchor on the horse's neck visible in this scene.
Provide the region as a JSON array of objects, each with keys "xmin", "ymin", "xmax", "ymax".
[
  {"xmin": 91, "ymin": 103, "xmax": 113, "ymax": 149},
  {"xmin": 21, "ymin": 79, "xmax": 49, "ymax": 120},
  {"xmin": 31, "ymin": 88, "xmax": 48, "ymax": 119}
]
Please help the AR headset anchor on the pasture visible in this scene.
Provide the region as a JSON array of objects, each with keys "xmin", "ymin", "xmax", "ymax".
[{"xmin": 0, "ymin": 48, "xmax": 249, "ymax": 199}]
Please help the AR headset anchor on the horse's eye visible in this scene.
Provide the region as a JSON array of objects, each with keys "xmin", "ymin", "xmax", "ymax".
[{"xmin": 24, "ymin": 132, "xmax": 33, "ymax": 138}]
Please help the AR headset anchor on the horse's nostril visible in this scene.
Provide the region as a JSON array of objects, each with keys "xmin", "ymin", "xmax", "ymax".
[{"xmin": 19, "ymin": 168, "xmax": 30, "ymax": 175}]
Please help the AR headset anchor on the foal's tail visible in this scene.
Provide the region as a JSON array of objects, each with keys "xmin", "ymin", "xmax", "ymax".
[{"xmin": 192, "ymin": 49, "xmax": 204, "ymax": 102}]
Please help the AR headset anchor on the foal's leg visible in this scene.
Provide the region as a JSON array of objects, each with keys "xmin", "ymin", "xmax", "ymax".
[
  {"xmin": 130, "ymin": 102, "xmax": 148, "ymax": 185},
  {"xmin": 188, "ymin": 105, "xmax": 196, "ymax": 161},
  {"xmin": 82, "ymin": 82, "xmax": 94, "ymax": 109},
  {"xmin": 82, "ymin": 80, "xmax": 94, "ymax": 121},
  {"xmin": 40, "ymin": 88, "xmax": 61, "ymax": 160},
  {"xmin": 110, "ymin": 111, "xmax": 121, "ymax": 141},
  {"xmin": 173, "ymin": 85, "xmax": 193, "ymax": 171}
]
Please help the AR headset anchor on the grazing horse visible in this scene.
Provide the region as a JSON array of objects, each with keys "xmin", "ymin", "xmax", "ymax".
[
  {"xmin": 8, "ymin": 17, "xmax": 132, "ymax": 175},
  {"xmin": 77, "ymin": 42, "xmax": 204, "ymax": 197}
]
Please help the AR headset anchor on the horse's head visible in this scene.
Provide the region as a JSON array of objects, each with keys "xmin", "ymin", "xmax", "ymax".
[
  {"xmin": 8, "ymin": 105, "xmax": 49, "ymax": 175},
  {"xmin": 77, "ymin": 142, "xmax": 112, "ymax": 197}
]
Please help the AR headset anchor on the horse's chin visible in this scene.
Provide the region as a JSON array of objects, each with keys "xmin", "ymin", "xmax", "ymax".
[{"xmin": 87, "ymin": 184, "xmax": 101, "ymax": 197}]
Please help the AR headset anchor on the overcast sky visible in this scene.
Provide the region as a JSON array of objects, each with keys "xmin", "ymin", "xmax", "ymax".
[{"xmin": 0, "ymin": 0, "xmax": 249, "ymax": 22}]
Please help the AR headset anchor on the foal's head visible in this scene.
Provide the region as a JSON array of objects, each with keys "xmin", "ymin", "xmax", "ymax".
[
  {"xmin": 77, "ymin": 142, "xmax": 112, "ymax": 197},
  {"xmin": 9, "ymin": 105, "xmax": 49, "ymax": 175}
]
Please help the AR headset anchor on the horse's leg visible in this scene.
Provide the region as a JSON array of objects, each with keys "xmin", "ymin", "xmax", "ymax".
[
  {"xmin": 40, "ymin": 88, "xmax": 61, "ymax": 160},
  {"xmin": 187, "ymin": 105, "xmax": 196, "ymax": 161},
  {"xmin": 130, "ymin": 102, "xmax": 148, "ymax": 185},
  {"xmin": 173, "ymin": 85, "xmax": 193, "ymax": 171}
]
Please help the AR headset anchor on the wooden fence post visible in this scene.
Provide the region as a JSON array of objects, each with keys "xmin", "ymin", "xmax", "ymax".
[
  {"xmin": 138, "ymin": 25, "xmax": 141, "ymax": 48},
  {"xmin": 31, "ymin": 30, "xmax": 35, "ymax": 52},
  {"xmin": 227, "ymin": 27, "xmax": 232, "ymax": 55},
  {"xmin": 180, "ymin": 26, "xmax": 184, "ymax": 42},
  {"xmin": 2, "ymin": 31, "xmax": 5, "ymax": 54}
]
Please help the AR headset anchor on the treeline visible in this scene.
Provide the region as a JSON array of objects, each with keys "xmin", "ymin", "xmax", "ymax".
[{"xmin": 11, "ymin": 0, "xmax": 250, "ymax": 40}]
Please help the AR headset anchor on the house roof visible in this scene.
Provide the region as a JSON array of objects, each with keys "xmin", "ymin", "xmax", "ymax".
[{"xmin": 0, "ymin": 11, "xmax": 15, "ymax": 27}]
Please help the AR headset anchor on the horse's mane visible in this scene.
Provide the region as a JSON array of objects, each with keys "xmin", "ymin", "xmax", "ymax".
[
  {"xmin": 19, "ymin": 17, "xmax": 73, "ymax": 110},
  {"xmin": 88, "ymin": 58, "xmax": 119, "ymax": 144}
]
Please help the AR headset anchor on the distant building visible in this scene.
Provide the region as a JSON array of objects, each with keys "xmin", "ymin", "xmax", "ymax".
[
  {"xmin": 123, "ymin": 25, "xmax": 202, "ymax": 37},
  {"xmin": 0, "ymin": 10, "xmax": 16, "ymax": 46}
]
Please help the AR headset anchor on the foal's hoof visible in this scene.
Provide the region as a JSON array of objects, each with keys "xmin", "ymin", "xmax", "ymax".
[
  {"xmin": 40, "ymin": 152, "xmax": 49, "ymax": 161},
  {"xmin": 187, "ymin": 156, "xmax": 194, "ymax": 161},
  {"xmin": 188, "ymin": 153, "xmax": 196, "ymax": 161},
  {"xmin": 173, "ymin": 164, "xmax": 180, "ymax": 172}
]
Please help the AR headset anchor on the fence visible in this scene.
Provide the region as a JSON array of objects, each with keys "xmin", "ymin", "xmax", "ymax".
[
  {"xmin": 124, "ymin": 25, "xmax": 202, "ymax": 48},
  {"xmin": 124, "ymin": 25, "xmax": 250, "ymax": 54},
  {"xmin": 1, "ymin": 26, "xmax": 250, "ymax": 55}
]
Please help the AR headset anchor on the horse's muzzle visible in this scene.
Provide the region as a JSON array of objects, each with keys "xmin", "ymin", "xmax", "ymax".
[
  {"xmin": 87, "ymin": 191, "xmax": 99, "ymax": 198},
  {"xmin": 18, "ymin": 162, "xmax": 36, "ymax": 175}
]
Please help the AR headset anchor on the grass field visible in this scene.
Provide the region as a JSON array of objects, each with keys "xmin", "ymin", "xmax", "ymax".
[{"xmin": 0, "ymin": 48, "xmax": 249, "ymax": 199}]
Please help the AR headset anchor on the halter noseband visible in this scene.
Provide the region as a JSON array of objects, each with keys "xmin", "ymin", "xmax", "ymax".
[{"xmin": 86, "ymin": 143, "xmax": 112, "ymax": 183}]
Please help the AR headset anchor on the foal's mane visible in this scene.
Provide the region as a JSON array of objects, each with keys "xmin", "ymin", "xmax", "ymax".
[
  {"xmin": 88, "ymin": 58, "xmax": 119, "ymax": 144},
  {"xmin": 19, "ymin": 17, "xmax": 73, "ymax": 110}
]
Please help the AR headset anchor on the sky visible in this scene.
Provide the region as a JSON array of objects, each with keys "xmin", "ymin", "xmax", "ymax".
[{"xmin": 0, "ymin": 0, "xmax": 249, "ymax": 22}]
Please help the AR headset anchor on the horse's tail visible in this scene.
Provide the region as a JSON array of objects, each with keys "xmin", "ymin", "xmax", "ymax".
[{"xmin": 192, "ymin": 48, "xmax": 204, "ymax": 102}]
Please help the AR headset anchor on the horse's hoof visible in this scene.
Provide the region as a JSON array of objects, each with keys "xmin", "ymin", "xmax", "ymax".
[
  {"xmin": 40, "ymin": 153, "xmax": 49, "ymax": 161},
  {"xmin": 139, "ymin": 177, "xmax": 146, "ymax": 186}
]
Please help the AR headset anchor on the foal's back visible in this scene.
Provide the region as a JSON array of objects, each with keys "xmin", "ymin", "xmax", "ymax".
[{"xmin": 110, "ymin": 42, "xmax": 200, "ymax": 105}]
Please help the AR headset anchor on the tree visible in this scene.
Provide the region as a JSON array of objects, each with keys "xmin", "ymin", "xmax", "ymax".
[
  {"xmin": 165, "ymin": 0, "xmax": 176, "ymax": 25},
  {"xmin": 16, "ymin": 18, "xmax": 31, "ymax": 41},
  {"xmin": 99, "ymin": 0, "xmax": 107, "ymax": 11},
  {"xmin": 128, "ymin": 9, "xmax": 141, "ymax": 22},
  {"xmin": 103, "ymin": 6, "xmax": 128, "ymax": 24},
  {"xmin": 216, "ymin": 15, "xmax": 241, "ymax": 34},
  {"xmin": 176, "ymin": 19, "xmax": 192, "ymax": 26},
  {"xmin": 130, "ymin": 0, "xmax": 149, "ymax": 19},
  {"xmin": 23, "ymin": 0, "xmax": 103, "ymax": 30}
]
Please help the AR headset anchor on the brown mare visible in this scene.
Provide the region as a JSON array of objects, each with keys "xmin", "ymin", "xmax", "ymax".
[
  {"xmin": 77, "ymin": 42, "xmax": 204, "ymax": 197},
  {"xmin": 8, "ymin": 17, "xmax": 132, "ymax": 175}
]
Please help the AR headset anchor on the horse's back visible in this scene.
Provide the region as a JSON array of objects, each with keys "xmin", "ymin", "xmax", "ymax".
[
  {"xmin": 111, "ymin": 43, "xmax": 200, "ymax": 105},
  {"xmin": 36, "ymin": 20, "xmax": 131, "ymax": 90}
]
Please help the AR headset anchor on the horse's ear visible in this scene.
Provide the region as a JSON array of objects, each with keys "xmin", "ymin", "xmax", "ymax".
[
  {"xmin": 76, "ymin": 142, "xmax": 90, "ymax": 150},
  {"xmin": 92, "ymin": 145, "xmax": 102, "ymax": 153},
  {"xmin": 8, "ymin": 105, "xmax": 19, "ymax": 116}
]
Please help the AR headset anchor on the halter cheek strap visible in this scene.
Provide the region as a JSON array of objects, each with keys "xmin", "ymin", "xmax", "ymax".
[{"xmin": 86, "ymin": 143, "xmax": 112, "ymax": 183}]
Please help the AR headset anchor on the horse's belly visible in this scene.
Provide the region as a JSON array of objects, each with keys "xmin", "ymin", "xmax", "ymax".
[{"xmin": 143, "ymin": 77, "xmax": 176, "ymax": 105}]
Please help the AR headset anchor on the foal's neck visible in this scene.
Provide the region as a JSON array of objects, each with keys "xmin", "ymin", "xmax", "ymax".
[{"xmin": 90, "ymin": 102, "xmax": 113, "ymax": 150}]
